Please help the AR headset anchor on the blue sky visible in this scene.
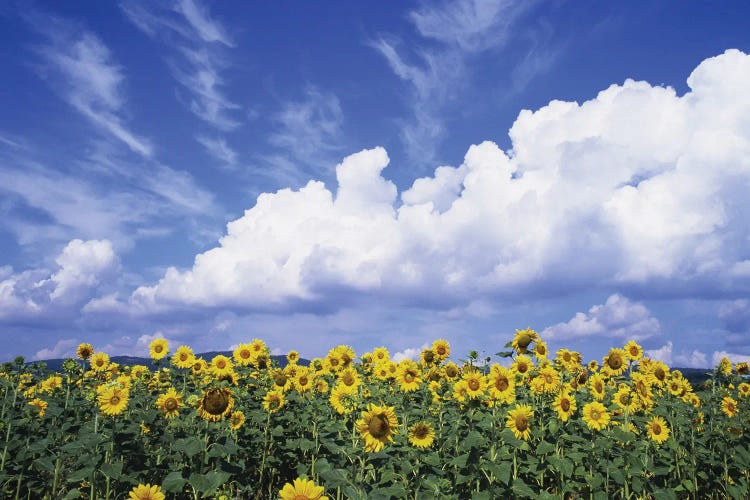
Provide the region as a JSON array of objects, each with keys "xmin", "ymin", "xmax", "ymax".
[{"xmin": 2, "ymin": 0, "xmax": 750, "ymax": 367}]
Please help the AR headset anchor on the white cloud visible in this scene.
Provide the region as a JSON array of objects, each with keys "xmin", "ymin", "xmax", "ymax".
[
  {"xmin": 196, "ymin": 135, "xmax": 237, "ymax": 167},
  {"xmin": 645, "ymin": 342, "xmax": 710, "ymax": 368},
  {"xmin": 712, "ymin": 351, "xmax": 750, "ymax": 366},
  {"xmin": 393, "ymin": 345, "xmax": 429, "ymax": 363},
  {"xmin": 35, "ymin": 338, "xmax": 78, "ymax": 360},
  {"xmin": 121, "ymin": 0, "xmax": 240, "ymax": 130},
  {"xmin": 48, "ymin": 239, "xmax": 119, "ymax": 302},
  {"xmin": 543, "ymin": 295, "xmax": 660, "ymax": 342},
  {"xmin": 0, "ymin": 239, "xmax": 119, "ymax": 320},
  {"xmin": 33, "ymin": 22, "xmax": 152, "ymax": 156},
  {"xmin": 129, "ymin": 50, "xmax": 750, "ymax": 318},
  {"xmin": 372, "ymin": 0, "xmax": 543, "ymax": 165},
  {"xmin": 719, "ymin": 299, "xmax": 750, "ymax": 333}
]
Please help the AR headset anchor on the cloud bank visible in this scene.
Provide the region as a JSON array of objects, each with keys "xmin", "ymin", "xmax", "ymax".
[{"xmin": 125, "ymin": 50, "xmax": 750, "ymax": 317}]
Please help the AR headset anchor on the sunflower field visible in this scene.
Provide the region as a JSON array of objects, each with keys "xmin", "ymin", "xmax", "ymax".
[{"xmin": 1, "ymin": 331, "xmax": 749, "ymax": 499}]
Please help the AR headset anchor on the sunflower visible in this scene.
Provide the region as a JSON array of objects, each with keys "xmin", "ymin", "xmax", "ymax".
[
  {"xmin": 258, "ymin": 389, "xmax": 283, "ymax": 414},
  {"xmin": 156, "ymin": 387, "xmax": 183, "ymax": 419},
  {"xmin": 396, "ymin": 362, "xmax": 422, "ymax": 392},
  {"xmin": 487, "ymin": 365, "xmax": 515, "ymax": 404},
  {"xmin": 511, "ymin": 328, "xmax": 538, "ymax": 354},
  {"xmin": 149, "ymin": 339, "xmax": 169, "ymax": 360},
  {"xmin": 530, "ymin": 366, "xmax": 561, "ymax": 394},
  {"xmin": 453, "ymin": 379, "xmax": 469, "ymax": 402},
  {"xmin": 90, "ymin": 352, "xmax": 110, "ymax": 372},
  {"xmin": 623, "ymin": 340, "xmax": 643, "ymax": 362},
  {"xmin": 613, "ymin": 386, "xmax": 638, "ymax": 413},
  {"xmin": 315, "ymin": 378, "xmax": 329, "ymax": 394},
  {"xmin": 644, "ymin": 416, "xmax": 670, "ymax": 444},
  {"xmin": 229, "ymin": 410, "xmax": 245, "ymax": 430},
  {"xmin": 98, "ymin": 386, "xmax": 129, "ymax": 416},
  {"xmin": 294, "ymin": 368, "xmax": 315, "ymax": 393},
  {"xmin": 29, "ymin": 398, "xmax": 48, "ymax": 417},
  {"xmin": 271, "ymin": 369, "xmax": 292, "ymax": 392},
  {"xmin": 431, "ymin": 339, "xmax": 450, "ymax": 362},
  {"xmin": 588, "ymin": 373, "xmax": 606, "ymax": 401},
  {"xmin": 552, "ymin": 391, "xmax": 576, "ymax": 422},
  {"xmin": 462, "ymin": 371, "xmax": 486, "ymax": 399},
  {"xmin": 372, "ymin": 347, "xmax": 390, "ymax": 364},
  {"xmin": 191, "ymin": 358, "xmax": 208, "ymax": 377},
  {"xmin": 279, "ymin": 477, "xmax": 328, "ymax": 500},
  {"xmin": 373, "ymin": 364, "xmax": 391, "ymax": 381},
  {"xmin": 587, "ymin": 360, "xmax": 599, "ymax": 373},
  {"xmin": 533, "ymin": 340, "xmax": 548, "ymax": 360},
  {"xmin": 337, "ymin": 367, "xmax": 361, "ymax": 393},
  {"xmin": 443, "ymin": 362, "xmax": 460, "ymax": 381},
  {"xmin": 718, "ymin": 357, "xmax": 732, "ymax": 376},
  {"xmin": 602, "ymin": 348, "xmax": 627, "ymax": 376},
  {"xmin": 128, "ymin": 484, "xmax": 165, "ymax": 500},
  {"xmin": 356, "ymin": 404, "xmax": 398, "ymax": 452},
  {"xmin": 210, "ymin": 355, "xmax": 234, "ymax": 378},
  {"xmin": 736, "ymin": 362, "xmax": 750, "ymax": 376},
  {"xmin": 198, "ymin": 388, "xmax": 235, "ymax": 421},
  {"xmin": 512, "ymin": 354, "xmax": 534, "ymax": 379},
  {"xmin": 77, "ymin": 343, "xmax": 94, "ymax": 360},
  {"xmin": 420, "ymin": 348, "xmax": 436, "ymax": 365},
  {"xmin": 408, "ymin": 421, "xmax": 435, "ymax": 448},
  {"xmin": 329, "ymin": 384, "xmax": 357, "ymax": 414},
  {"xmin": 287, "ymin": 350, "xmax": 300, "ymax": 365},
  {"xmin": 722, "ymin": 396, "xmax": 739, "ymax": 418},
  {"xmin": 738, "ymin": 382, "xmax": 750, "ymax": 398},
  {"xmin": 171, "ymin": 345, "xmax": 195, "ymax": 369},
  {"xmin": 506, "ymin": 404, "xmax": 534, "ymax": 441},
  {"xmin": 229, "ymin": 343, "xmax": 252, "ymax": 366},
  {"xmin": 582, "ymin": 401, "xmax": 610, "ymax": 431},
  {"xmin": 667, "ymin": 377, "xmax": 685, "ymax": 397}
]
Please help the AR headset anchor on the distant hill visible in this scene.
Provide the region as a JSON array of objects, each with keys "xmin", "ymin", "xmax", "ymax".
[{"xmin": 26, "ymin": 351, "xmax": 308, "ymax": 373}]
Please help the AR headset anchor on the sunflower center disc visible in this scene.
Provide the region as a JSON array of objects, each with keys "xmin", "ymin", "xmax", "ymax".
[
  {"xmin": 495, "ymin": 378, "xmax": 508, "ymax": 391},
  {"xmin": 468, "ymin": 379, "xmax": 480, "ymax": 391},
  {"xmin": 166, "ymin": 399, "xmax": 177, "ymax": 411},
  {"xmin": 368, "ymin": 415, "xmax": 389, "ymax": 438},
  {"xmin": 653, "ymin": 424, "xmax": 661, "ymax": 434},
  {"xmin": 516, "ymin": 417, "xmax": 528, "ymax": 432},
  {"xmin": 561, "ymin": 399, "xmax": 570, "ymax": 412}
]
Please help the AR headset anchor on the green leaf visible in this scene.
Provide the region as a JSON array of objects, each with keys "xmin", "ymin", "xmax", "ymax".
[
  {"xmin": 162, "ymin": 471, "xmax": 186, "ymax": 493},
  {"xmin": 174, "ymin": 436, "xmax": 204, "ymax": 458},
  {"xmin": 536, "ymin": 440, "xmax": 556, "ymax": 454},
  {"xmin": 319, "ymin": 468, "xmax": 349, "ymax": 488},
  {"xmin": 652, "ymin": 488, "xmax": 678, "ymax": 500},
  {"xmin": 34, "ymin": 456, "xmax": 55, "ymax": 473},
  {"xmin": 66, "ymin": 466, "xmax": 95, "ymax": 483},
  {"xmin": 99, "ymin": 461, "xmax": 123, "ymax": 480},
  {"xmin": 609, "ymin": 467, "xmax": 625, "ymax": 485},
  {"xmin": 487, "ymin": 461, "xmax": 511, "ymax": 485},
  {"xmin": 189, "ymin": 471, "xmax": 231, "ymax": 496},
  {"xmin": 450, "ymin": 453, "xmax": 469, "ymax": 468},
  {"xmin": 63, "ymin": 489, "xmax": 82, "ymax": 500},
  {"xmin": 463, "ymin": 430, "xmax": 484, "ymax": 449},
  {"xmin": 495, "ymin": 351, "xmax": 514, "ymax": 358},
  {"xmin": 511, "ymin": 478, "xmax": 536, "ymax": 498}
]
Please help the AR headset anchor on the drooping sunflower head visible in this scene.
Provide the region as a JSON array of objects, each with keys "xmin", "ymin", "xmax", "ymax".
[
  {"xmin": 77, "ymin": 343, "xmax": 94, "ymax": 360},
  {"xmin": 408, "ymin": 421, "xmax": 435, "ymax": 449},
  {"xmin": 29, "ymin": 398, "xmax": 48, "ymax": 417},
  {"xmin": 356, "ymin": 404, "xmax": 398, "ymax": 452},
  {"xmin": 645, "ymin": 416, "xmax": 670, "ymax": 444},
  {"xmin": 718, "ymin": 357, "xmax": 732, "ymax": 376},
  {"xmin": 198, "ymin": 387, "xmax": 234, "ymax": 421},
  {"xmin": 512, "ymin": 328, "xmax": 538, "ymax": 354},
  {"xmin": 736, "ymin": 362, "xmax": 750, "ymax": 376},
  {"xmin": 506, "ymin": 404, "xmax": 534, "ymax": 440},
  {"xmin": 149, "ymin": 339, "xmax": 169, "ymax": 360},
  {"xmin": 738, "ymin": 382, "xmax": 750, "ymax": 398},
  {"xmin": 278, "ymin": 477, "xmax": 328, "ymax": 500}
]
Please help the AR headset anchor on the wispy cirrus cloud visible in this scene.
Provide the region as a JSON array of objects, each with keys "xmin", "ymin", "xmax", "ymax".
[
  {"xmin": 195, "ymin": 135, "xmax": 237, "ymax": 169},
  {"xmin": 121, "ymin": 0, "xmax": 240, "ymax": 131},
  {"xmin": 30, "ymin": 16, "xmax": 152, "ymax": 156},
  {"xmin": 371, "ymin": 0, "xmax": 553, "ymax": 167}
]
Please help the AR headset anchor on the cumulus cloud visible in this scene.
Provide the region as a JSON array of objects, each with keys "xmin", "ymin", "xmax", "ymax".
[
  {"xmin": 645, "ymin": 342, "xmax": 709, "ymax": 369},
  {"xmin": 719, "ymin": 299, "xmax": 750, "ymax": 333},
  {"xmin": 543, "ymin": 295, "xmax": 660, "ymax": 341},
  {"xmin": 0, "ymin": 239, "xmax": 119, "ymax": 320},
  {"xmin": 393, "ymin": 344, "xmax": 429, "ymax": 363},
  {"xmin": 35, "ymin": 338, "xmax": 77, "ymax": 360},
  {"xmin": 129, "ymin": 50, "xmax": 750, "ymax": 318},
  {"xmin": 712, "ymin": 350, "xmax": 750, "ymax": 366}
]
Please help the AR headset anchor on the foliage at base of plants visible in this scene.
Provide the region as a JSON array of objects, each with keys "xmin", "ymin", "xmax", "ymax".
[{"xmin": 1, "ymin": 332, "xmax": 749, "ymax": 499}]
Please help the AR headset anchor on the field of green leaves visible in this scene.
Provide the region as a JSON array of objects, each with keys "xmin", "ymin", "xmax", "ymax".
[{"xmin": 1, "ymin": 331, "xmax": 749, "ymax": 499}]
